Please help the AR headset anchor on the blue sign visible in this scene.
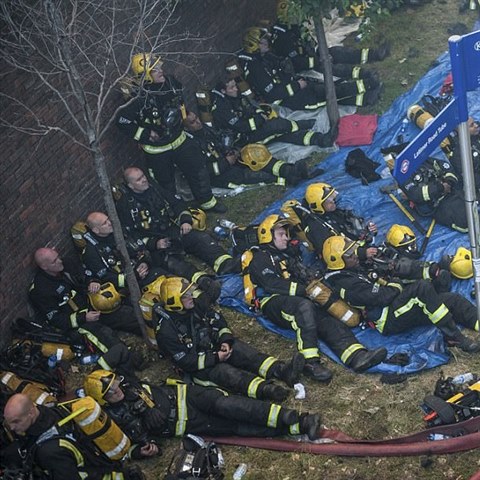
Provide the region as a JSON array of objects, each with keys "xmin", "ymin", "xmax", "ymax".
[
  {"xmin": 393, "ymin": 98, "xmax": 459, "ymax": 185},
  {"xmin": 393, "ymin": 31, "xmax": 480, "ymax": 186},
  {"xmin": 450, "ymin": 31, "xmax": 480, "ymax": 94}
]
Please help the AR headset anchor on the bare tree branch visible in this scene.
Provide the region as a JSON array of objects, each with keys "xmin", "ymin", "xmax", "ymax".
[{"xmin": 0, "ymin": 0, "xmax": 216, "ymax": 344}]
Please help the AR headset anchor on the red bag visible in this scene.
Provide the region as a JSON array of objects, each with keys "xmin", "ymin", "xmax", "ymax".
[{"xmin": 336, "ymin": 114, "xmax": 378, "ymax": 147}]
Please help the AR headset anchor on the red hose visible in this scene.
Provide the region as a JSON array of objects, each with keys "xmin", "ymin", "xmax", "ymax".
[
  {"xmin": 211, "ymin": 432, "xmax": 480, "ymax": 457},
  {"xmin": 206, "ymin": 416, "xmax": 480, "ymax": 457}
]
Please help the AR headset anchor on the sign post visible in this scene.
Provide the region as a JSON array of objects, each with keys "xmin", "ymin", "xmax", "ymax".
[{"xmin": 393, "ymin": 31, "xmax": 480, "ymax": 316}]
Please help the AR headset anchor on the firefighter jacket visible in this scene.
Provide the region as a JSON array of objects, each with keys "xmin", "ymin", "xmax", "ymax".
[
  {"xmin": 82, "ymin": 231, "xmax": 150, "ymax": 289},
  {"xmin": 18, "ymin": 406, "xmax": 125, "ymax": 480},
  {"xmin": 270, "ymin": 23, "xmax": 317, "ymax": 72},
  {"xmin": 324, "ymin": 268, "xmax": 402, "ymax": 322},
  {"xmin": 244, "ymin": 51, "xmax": 303, "ymax": 104},
  {"xmin": 296, "ymin": 201, "xmax": 373, "ymax": 258},
  {"xmin": 402, "ymin": 158, "xmax": 458, "ymax": 215},
  {"xmin": 116, "ymin": 76, "xmax": 186, "ymax": 150},
  {"xmin": 186, "ymin": 126, "xmax": 233, "ymax": 179},
  {"xmin": 155, "ymin": 306, "xmax": 234, "ymax": 374},
  {"xmin": 29, "ymin": 264, "xmax": 91, "ymax": 332},
  {"xmin": 249, "ymin": 243, "xmax": 316, "ymax": 303},
  {"xmin": 104, "ymin": 380, "xmax": 179, "ymax": 441},
  {"xmin": 115, "ymin": 180, "xmax": 192, "ymax": 252},
  {"xmin": 211, "ymin": 90, "xmax": 266, "ymax": 139},
  {"xmin": 104, "ymin": 379, "xmax": 297, "ymax": 440}
]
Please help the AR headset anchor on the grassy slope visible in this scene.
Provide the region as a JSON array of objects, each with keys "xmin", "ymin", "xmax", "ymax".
[{"xmin": 138, "ymin": 2, "xmax": 480, "ymax": 478}]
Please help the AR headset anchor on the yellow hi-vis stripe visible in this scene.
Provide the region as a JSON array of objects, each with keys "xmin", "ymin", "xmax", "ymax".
[
  {"xmin": 175, "ymin": 384, "xmax": 188, "ymax": 436},
  {"xmin": 77, "ymin": 328, "xmax": 108, "ymax": 352},
  {"xmin": 247, "ymin": 377, "xmax": 264, "ymax": 398},
  {"xmin": 290, "ymin": 120, "xmax": 299, "ymax": 132},
  {"xmin": 258, "ymin": 356, "xmax": 277, "ymax": 377},
  {"xmin": 213, "ymin": 254, "xmax": 233, "ymax": 273},
  {"xmin": 303, "ymin": 131, "xmax": 315, "ymax": 145},
  {"xmin": 281, "ymin": 311, "xmax": 318, "ymax": 356},
  {"xmin": 272, "ymin": 160, "xmax": 285, "ymax": 176},
  {"xmin": 267, "ymin": 404, "xmax": 281, "ymax": 428},
  {"xmin": 248, "ymin": 118, "xmax": 257, "ymax": 131},
  {"xmin": 361, "ymin": 48, "xmax": 369, "ymax": 64},
  {"xmin": 340, "ymin": 343, "xmax": 364, "ymax": 364},
  {"xmin": 59, "ymin": 439, "xmax": 85, "ymax": 466},
  {"xmin": 289, "ymin": 422, "xmax": 300, "ymax": 435},
  {"xmin": 141, "ymin": 131, "xmax": 186, "ymax": 154},
  {"xmin": 352, "ymin": 66, "xmax": 361, "ymax": 79}
]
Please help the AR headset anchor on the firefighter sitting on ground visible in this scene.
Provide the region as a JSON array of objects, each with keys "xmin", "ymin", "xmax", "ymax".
[
  {"xmin": 322, "ymin": 236, "xmax": 480, "ymax": 352},
  {"xmin": 29, "ymin": 247, "xmax": 145, "ymax": 374},
  {"xmin": 183, "ymin": 110, "xmax": 323, "ymax": 188},
  {"xmin": 270, "ymin": 0, "xmax": 389, "ymax": 83},
  {"xmin": 82, "ymin": 211, "xmax": 171, "ymax": 291},
  {"xmin": 246, "ymin": 214, "xmax": 387, "ymax": 383},
  {"xmin": 115, "ymin": 167, "xmax": 240, "ymax": 277},
  {"xmin": 116, "ymin": 53, "xmax": 226, "ymax": 213},
  {"xmin": 239, "ymin": 27, "xmax": 383, "ymax": 112},
  {"xmin": 391, "ymin": 155, "xmax": 469, "ymax": 233},
  {"xmin": 154, "ymin": 276, "xmax": 305, "ymax": 403},
  {"xmin": 377, "ymin": 224, "xmax": 452, "ymax": 293},
  {"xmin": 211, "ymin": 74, "xmax": 335, "ymax": 148},
  {"xmin": 83, "ymin": 369, "xmax": 323, "ymax": 443},
  {"xmin": 281, "ymin": 182, "xmax": 378, "ymax": 266},
  {"xmin": 3, "ymin": 393, "xmax": 149, "ymax": 480}
]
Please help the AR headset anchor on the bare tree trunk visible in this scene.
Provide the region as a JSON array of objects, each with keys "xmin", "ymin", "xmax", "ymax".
[
  {"xmin": 92, "ymin": 146, "xmax": 150, "ymax": 344},
  {"xmin": 313, "ymin": 16, "xmax": 340, "ymax": 129}
]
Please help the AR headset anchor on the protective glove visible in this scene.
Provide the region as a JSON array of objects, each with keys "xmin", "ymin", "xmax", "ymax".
[{"xmin": 142, "ymin": 407, "xmax": 167, "ymax": 431}]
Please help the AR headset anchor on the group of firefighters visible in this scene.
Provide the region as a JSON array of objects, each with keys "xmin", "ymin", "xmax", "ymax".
[{"xmin": 3, "ymin": 1, "xmax": 480, "ymax": 479}]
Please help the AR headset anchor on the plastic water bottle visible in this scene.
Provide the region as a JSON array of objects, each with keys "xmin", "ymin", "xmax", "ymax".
[
  {"xmin": 233, "ymin": 463, "xmax": 248, "ymax": 480},
  {"xmin": 47, "ymin": 354, "xmax": 57, "ymax": 369},
  {"xmin": 217, "ymin": 218, "xmax": 237, "ymax": 230},
  {"xmin": 451, "ymin": 372, "xmax": 475, "ymax": 384},
  {"xmin": 213, "ymin": 226, "xmax": 229, "ymax": 239},
  {"xmin": 427, "ymin": 433, "xmax": 451, "ymax": 441},
  {"xmin": 79, "ymin": 354, "xmax": 99, "ymax": 365}
]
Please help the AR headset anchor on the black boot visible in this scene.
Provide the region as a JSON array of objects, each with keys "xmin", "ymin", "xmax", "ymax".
[
  {"xmin": 299, "ymin": 413, "xmax": 322, "ymax": 441},
  {"xmin": 204, "ymin": 197, "xmax": 227, "ymax": 214},
  {"xmin": 445, "ymin": 330, "xmax": 480, "ymax": 353},
  {"xmin": 303, "ymin": 359, "xmax": 333, "ymax": 383},
  {"xmin": 371, "ymin": 40, "xmax": 391, "ymax": 61},
  {"xmin": 348, "ymin": 347, "xmax": 387, "ymax": 373},
  {"xmin": 364, "ymin": 81, "xmax": 384, "ymax": 106},
  {"xmin": 274, "ymin": 353, "xmax": 305, "ymax": 388},
  {"xmin": 258, "ymin": 382, "xmax": 290, "ymax": 402}
]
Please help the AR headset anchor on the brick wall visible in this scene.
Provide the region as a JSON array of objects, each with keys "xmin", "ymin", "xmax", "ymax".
[{"xmin": 0, "ymin": 0, "xmax": 275, "ymax": 346}]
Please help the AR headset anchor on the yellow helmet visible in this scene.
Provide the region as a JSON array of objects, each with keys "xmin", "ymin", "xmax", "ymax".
[
  {"xmin": 160, "ymin": 277, "xmax": 194, "ymax": 312},
  {"xmin": 322, "ymin": 236, "xmax": 356, "ymax": 270},
  {"xmin": 83, "ymin": 370, "xmax": 116, "ymax": 406},
  {"xmin": 189, "ymin": 208, "xmax": 207, "ymax": 231},
  {"xmin": 131, "ymin": 53, "xmax": 163, "ymax": 83},
  {"xmin": 304, "ymin": 183, "xmax": 336, "ymax": 214},
  {"xmin": 243, "ymin": 27, "xmax": 269, "ymax": 54},
  {"xmin": 450, "ymin": 247, "xmax": 473, "ymax": 279},
  {"xmin": 239, "ymin": 144, "xmax": 273, "ymax": 171},
  {"xmin": 276, "ymin": 0, "xmax": 290, "ymax": 23},
  {"xmin": 88, "ymin": 283, "xmax": 122, "ymax": 313},
  {"xmin": 385, "ymin": 224, "xmax": 418, "ymax": 256},
  {"xmin": 257, "ymin": 214, "xmax": 292, "ymax": 244}
]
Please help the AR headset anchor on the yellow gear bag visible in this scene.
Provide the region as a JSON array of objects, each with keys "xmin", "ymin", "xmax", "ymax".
[
  {"xmin": 70, "ymin": 396, "xmax": 131, "ymax": 461},
  {"xmin": 241, "ymin": 249, "xmax": 258, "ymax": 309},
  {"xmin": 0, "ymin": 371, "xmax": 57, "ymax": 407},
  {"xmin": 306, "ymin": 279, "xmax": 361, "ymax": 327}
]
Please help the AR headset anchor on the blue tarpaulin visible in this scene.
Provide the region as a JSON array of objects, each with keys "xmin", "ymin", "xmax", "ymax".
[{"xmin": 219, "ymin": 51, "xmax": 480, "ymax": 374}]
